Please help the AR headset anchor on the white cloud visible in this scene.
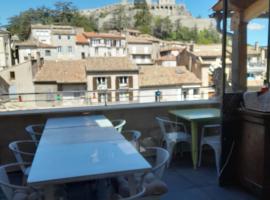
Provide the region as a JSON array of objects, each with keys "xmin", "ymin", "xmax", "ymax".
[{"xmin": 248, "ymin": 23, "xmax": 265, "ymax": 31}]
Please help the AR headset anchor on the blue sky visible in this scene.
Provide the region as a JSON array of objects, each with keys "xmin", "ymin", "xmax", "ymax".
[{"xmin": 0, "ymin": 0, "xmax": 267, "ymax": 45}]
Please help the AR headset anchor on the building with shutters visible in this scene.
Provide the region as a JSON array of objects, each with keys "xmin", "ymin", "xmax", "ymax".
[
  {"xmin": 75, "ymin": 32, "xmax": 127, "ymax": 59},
  {"xmin": 139, "ymin": 65, "xmax": 201, "ymax": 102},
  {"xmin": 33, "ymin": 57, "xmax": 139, "ymax": 106},
  {"xmin": 86, "ymin": 57, "xmax": 139, "ymax": 104},
  {"xmin": 0, "ymin": 30, "xmax": 12, "ymax": 69}
]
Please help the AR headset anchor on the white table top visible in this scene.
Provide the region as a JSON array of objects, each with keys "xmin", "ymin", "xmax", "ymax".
[
  {"xmin": 28, "ymin": 140, "xmax": 151, "ymax": 185},
  {"xmin": 45, "ymin": 115, "xmax": 113, "ymax": 129},
  {"xmin": 40, "ymin": 127, "xmax": 124, "ymax": 145},
  {"xmin": 28, "ymin": 115, "xmax": 151, "ymax": 186}
]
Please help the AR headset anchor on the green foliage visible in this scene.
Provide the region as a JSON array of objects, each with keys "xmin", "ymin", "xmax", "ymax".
[
  {"xmin": 7, "ymin": 1, "xmax": 98, "ymax": 40},
  {"xmin": 105, "ymin": 6, "xmax": 131, "ymax": 31},
  {"xmin": 152, "ymin": 17, "xmax": 173, "ymax": 40},
  {"xmin": 134, "ymin": 1, "xmax": 152, "ymax": 34}
]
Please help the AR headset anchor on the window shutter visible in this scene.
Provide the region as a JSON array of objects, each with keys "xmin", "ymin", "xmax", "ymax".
[
  {"xmin": 98, "ymin": 93, "xmax": 101, "ymax": 102},
  {"xmin": 116, "ymin": 77, "xmax": 120, "ymax": 89},
  {"xmin": 129, "ymin": 76, "xmax": 133, "ymax": 88},
  {"xmin": 107, "ymin": 77, "xmax": 111, "ymax": 89},
  {"xmin": 93, "ymin": 78, "xmax": 97, "ymax": 90},
  {"xmin": 129, "ymin": 91, "xmax": 133, "ymax": 101},
  {"xmin": 115, "ymin": 91, "xmax": 119, "ymax": 102},
  {"xmin": 107, "ymin": 92, "xmax": 112, "ymax": 102}
]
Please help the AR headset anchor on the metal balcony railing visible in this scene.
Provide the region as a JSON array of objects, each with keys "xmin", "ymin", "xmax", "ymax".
[{"xmin": 0, "ymin": 86, "xmax": 216, "ymax": 111}]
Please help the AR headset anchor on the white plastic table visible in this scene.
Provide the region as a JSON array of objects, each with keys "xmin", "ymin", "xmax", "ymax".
[{"xmin": 28, "ymin": 115, "xmax": 151, "ymax": 193}]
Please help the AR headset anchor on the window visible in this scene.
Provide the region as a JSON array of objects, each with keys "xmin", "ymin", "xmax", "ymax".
[
  {"xmin": 10, "ymin": 71, "xmax": 15, "ymax": 80},
  {"xmin": 58, "ymin": 46, "xmax": 62, "ymax": 53},
  {"xmin": 67, "ymin": 35, "xmax": 71, "ymax": 40},
  {"xmin": 24, "ymin": 56, "xmax": 28, "ymax": 61},
  {"xmin": 58, "ymin": 35, "xmax": 61, "ymax": 40},
  {"xmin": 45, "ymin": 50, "xmax": 51, "ymax": 56},
  {"xmin": 119, "ymin": 77, "xmax": 128, "ymax": 84},
  {"xmin": 97, "ymin": 77, "xmax": 106, "ymax": 85},
  {"xmin": 95, "ymin": 47, "xmax": 98, "ymax": 55},
  {"xmin": 68, "ymin": 46, "xmax": 73, "ymax": 53}
]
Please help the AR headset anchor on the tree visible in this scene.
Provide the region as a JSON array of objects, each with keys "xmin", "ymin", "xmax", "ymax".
[
  {"xmin": 152, "ymin": 17, "xmax": 173, "ymax": 39},
  {"xmin": 53, "ymin": 1, "xmax": 77, "ymax": 24},
  {"xmin": 134, "ymin": 1, "xmax": 152, "ymax": 34},
  {"xmin": 7, "ymin": 1, "xmax": 98, "ymax": 40},
  {"xmin": 109, "ymin": 6, "xmax": 131, "ymax": 31}
]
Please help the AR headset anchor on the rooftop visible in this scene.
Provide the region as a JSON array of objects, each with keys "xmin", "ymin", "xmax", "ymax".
[
  {"xmin": 157, "ymin": 56, "xmax": 177, "ymax": 61},
  {"xmin": 139, "ymin": 66, "xmax": 201, "ymax": 88},
  {"xmin": 83, "ymin": 32, "xmax": 125, "ymax": 39},
  {"xmin": 34, "ymin": 60, "xmax": 87, "ymax": 84},
  {"xmin": 15, "ymin": 40, "xmax": 57, "ymax": 48},
  {"xmin": 86, "ymin": 57, "xmax": 138, "ymax": 72},
  {"xmin": 126, "ymin": 36, "xmax": 153, "ymax": 44},
  {"xmin": 76, "ymin": 34, "xmax": 89, "ymax": 44}
]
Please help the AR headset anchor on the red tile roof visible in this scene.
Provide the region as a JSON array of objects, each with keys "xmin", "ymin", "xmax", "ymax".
[{"xmin": 76, "ymin": 34, "xmax": 88, "ymax": 44}]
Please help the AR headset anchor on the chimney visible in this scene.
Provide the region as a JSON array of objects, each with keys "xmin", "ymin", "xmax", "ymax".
[
  {"xmin": 36, "ymin": 52, "xmax": 41, "ymax": 67},
  {"xmin": 255, "ymin": 42, "xmax": 259, "ymax": 51},
  {"xmin": 189, "ymin": 43, "xmax": 194, "ymax": 52}
]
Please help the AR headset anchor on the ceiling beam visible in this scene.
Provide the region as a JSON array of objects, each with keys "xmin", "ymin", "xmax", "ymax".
[{"xmin": 244, "ymin": 0, "xmax": 269, "ymax": 22}]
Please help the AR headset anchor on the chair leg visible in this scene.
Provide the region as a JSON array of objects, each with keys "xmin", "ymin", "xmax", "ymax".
[
  {"xmin": 198, "ymin": 144, "xmax": 203, "ymax": 167},
  {"xmin": 214, "ymin": 147, "xmax": 221, "ymax": 176},
  {"xmin": 166, "ymin": 142, "xmax": 176, "ymax": 168}
]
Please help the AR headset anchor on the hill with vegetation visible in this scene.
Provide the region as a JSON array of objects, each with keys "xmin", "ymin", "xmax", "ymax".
[{"xmin": 6, "ymin": 1, "xmax": 220, "ymax": 44}]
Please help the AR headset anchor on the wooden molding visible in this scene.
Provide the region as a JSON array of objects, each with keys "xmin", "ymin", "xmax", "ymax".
[{"xmin": 244, "ymin": 0, "xmax": 269, "ymax": 22}]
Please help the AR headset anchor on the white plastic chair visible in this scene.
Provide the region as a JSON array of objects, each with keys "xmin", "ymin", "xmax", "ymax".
[
  {"xmin": 25, "ymin": 124, "xmax": 44, "ymax": 146},
  {"xmin": 0, "ymin": 162, "xmax": 42, "ymax": 200},
  {"xmin": 122, "ymin": 130, "xmax": 141, "ymax": 150},
  {"xmin": 144, "ymin": 147, "xmax": 170, "ymax": 179},
  {"xmin": 8, "ymin": 140, "xmax": 36, "ymax": 176},
  {"xmin": 112, "ymin": 119, "xmax": 127, "ymax": 133},
  {"xmin": 156, "ymin": 116, "xmax": 191, "ymax": 167},
  {"xmin": 198, "ymin": 124, "xmax": 221, "ymax": 175}
]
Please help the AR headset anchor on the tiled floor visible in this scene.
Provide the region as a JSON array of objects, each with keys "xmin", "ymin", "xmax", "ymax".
[{"xmin": 162, "ymin": 154, "xmax": 257, "ymax": 200}]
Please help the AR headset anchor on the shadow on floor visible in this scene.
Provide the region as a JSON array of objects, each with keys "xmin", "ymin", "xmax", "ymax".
[{"xmin": 162, "ymin": 152, "xmax": 257, "ymax": 200}]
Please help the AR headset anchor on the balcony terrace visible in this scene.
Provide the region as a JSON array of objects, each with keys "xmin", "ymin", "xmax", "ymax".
[{"xmin": 0, "ymin": 99, "xmax": 256, "ymax": 199}]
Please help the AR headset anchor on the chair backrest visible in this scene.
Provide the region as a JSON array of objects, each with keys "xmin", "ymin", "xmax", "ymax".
[
  {"xmin": 8, "ymin": 140, "xmax": 36, "ymax": 174},
  {"xmin": 156, "ymin": 116, "xmax": 187, "ymax": 139},
  {"xmin": 112, "ymin": 119, "xmax": 126, "ymax": 133},
  {"xmin": 146, "ymin": 147, "xmax": 170, "ymax": 179},
  {"xmin": 122, "ymin": 130, "xmax": 141, "ymax": 150},
  {"xmin": 25, "ymin": 124, "xmax": 44, "ymax": 145},
  {"xmin": 0, "ymin": 163, "xmax": 31, "ymax": 200},
  {"xmin": 201, "ymin": 124, "xmax": 221, "ymax": 139}
]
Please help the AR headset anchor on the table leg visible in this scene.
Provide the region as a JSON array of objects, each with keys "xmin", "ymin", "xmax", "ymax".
[
  {"xmin": 191, "ymin": 121, "xmax": 198, "ymax": 169},
  {"xmin": 127, "ymin": 174, "xmax": 137, "ymax": 196}
]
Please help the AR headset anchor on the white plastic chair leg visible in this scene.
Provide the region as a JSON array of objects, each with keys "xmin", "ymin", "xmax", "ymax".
[
  {"xmin": 214, "ymin": 147, "xmax": 221, "ymax": 176},
  {"xmin": 165, "ymin": 141, "xmax": 176, "ymax": 168}
]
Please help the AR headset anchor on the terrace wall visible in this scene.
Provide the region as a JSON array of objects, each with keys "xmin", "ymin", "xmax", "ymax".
[{"xmin": 0, "ymin": 100, "xmax": 219, "ymax": 164}]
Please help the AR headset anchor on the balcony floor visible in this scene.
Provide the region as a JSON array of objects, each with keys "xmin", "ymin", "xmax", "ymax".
[
  {"xmin": 0, "ymin": 153, "xmax": 257, "ymax": 200},
  {"xmin": 162, "ymin": 153, "xmax": 257, "ymax": 200}
]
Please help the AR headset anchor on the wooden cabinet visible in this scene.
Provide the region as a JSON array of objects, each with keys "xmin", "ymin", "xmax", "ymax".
[{"xmin": 238, "ymin": 109, "xmax": 270, "ymax": 199}]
